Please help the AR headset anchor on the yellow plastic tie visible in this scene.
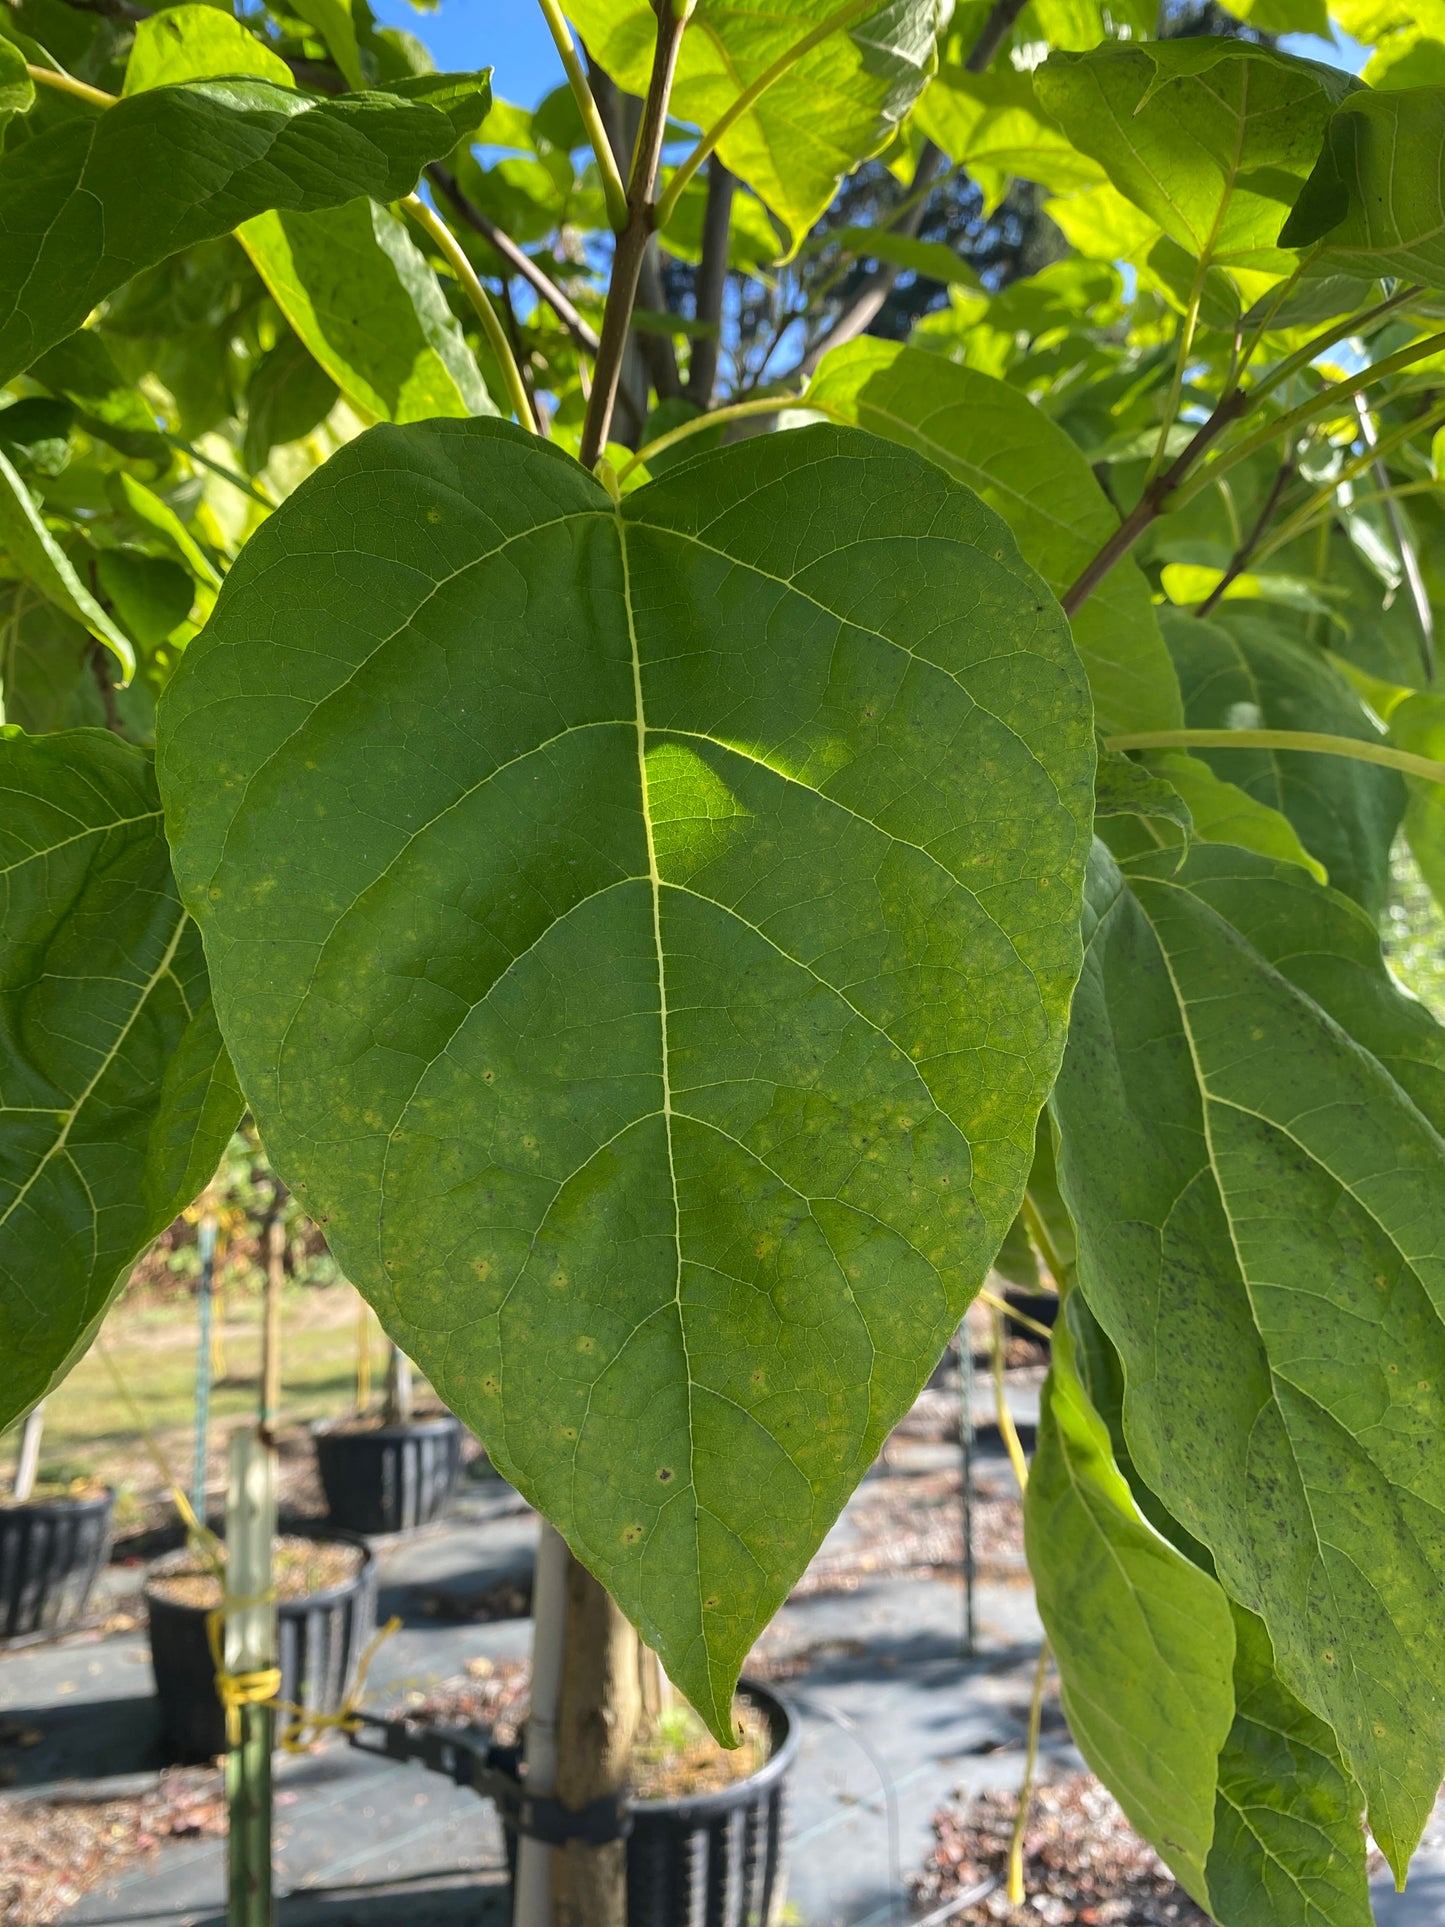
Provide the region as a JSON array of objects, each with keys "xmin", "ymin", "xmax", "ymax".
[
  {"xmin": 206, "ymin": 1590, "xmax": 282, "ymax": 1748},
  {"xmin": 275, "ymin": 1614, "xmax": 403, "ymax": 1753}
]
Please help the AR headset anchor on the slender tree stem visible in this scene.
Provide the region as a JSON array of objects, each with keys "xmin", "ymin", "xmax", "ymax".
[
  {"xmin": 656, "ymin": 0, "xmax": 880, "ymax": 230},
  {"xmin": 1106, "ymin": 728, "xmax": 1445, "ymax": 785},
  {"xmin": 1144, "ymin": 281, "xmax": 1203, "ymax": 492},
  {"xmin": 26, "ymin": 62, "xmax": 114, "ymax": 105},
  {"xmin": 687, "ymin": 158, "xmax": 735, "ymax": 406},
  {"xmin": 579, "ymin": 2, "xmax": 693, "ymax": 470},
  {"xmin": 990, "ymin": 1305, "xmax": 1031, "ymax": 1495},
  {"xmin": 1009, "ymin": 1642, "xmax": 1051, "ymax": 1908},
  {"xmin": 427, "ymin": 165, "xmax": 601, "ymax": 355},
  {"xmin": 401, "ymin": 194, "xmax": 539, "ymax": 434},
  {"xmin": 1253, "ymin": 396, "xmax": 1445, "ymax": 571},
  {"xmin": 1195, "ymin": 457, "xmax": 1294, "ymax": 616},
  {"xmin": 534, "ymin": 0, "xmax": 629, "ymax": 233},
  {"xmin": 965, "ymin": 0, "xmax": 1031, "ymax": 71}
]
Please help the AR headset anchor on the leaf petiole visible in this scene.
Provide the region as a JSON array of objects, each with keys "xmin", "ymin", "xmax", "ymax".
[
  {"xmin": 1107, "ymin": 728, "xmax": 1445, "ymax": 786},
  {"xmin": 401, "ymin": 194, "xmax": 540, "ymax": 435},
  {"xmin": 533, "ymin": 0, "xmax": 629, "ymax": 234},
  {"xmin": 25, "ymin": 63, "xmax": 115, "ymax": 108}
]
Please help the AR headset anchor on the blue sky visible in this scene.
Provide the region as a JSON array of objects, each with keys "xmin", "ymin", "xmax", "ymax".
[{"xmin": 370, "ymin": 0, "xmax": 567, "ymax": 106}]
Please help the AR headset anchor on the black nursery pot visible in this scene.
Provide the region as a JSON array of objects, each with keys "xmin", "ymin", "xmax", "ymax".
[
  {"xmin": 506, "ymin": 1680, "xmax": 798, "ymax": 1927},
  {"xmin": 144, "ymin": 1532, "xmax": 377, "ymax": 1763},
  {"xmin": 313, "ymin": 1413, "xmax": 463, "ymax": 1535},
  {"xmin": 0, "ymin": 1488, "xmax": 114, "ymax": 1641},
  {"xmin": 1003, "ymin": 1284, "xmax": 1060, "ymax": 1333}
]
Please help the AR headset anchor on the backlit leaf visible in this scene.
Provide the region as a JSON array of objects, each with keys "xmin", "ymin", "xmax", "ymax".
[
  {"xmin": 157, "ymin": 417, "xmax": 1095, "ymax": 1735},
  {"xmin": 0, "ymin": 729, "xmax": 241, "ymax": 1428},
  {"xmin": 567, "ymin": 0, "xmax": 943, "ymax": 253},
  {"xmin": 914, "ymin": 64, "xmax": 1105, "ymax": 195},
  {"xmin": 123, "ymin": 4, "xmax": 294, "ymax": 91},
  {"xmin": 1282, "ymin": 84, "xmax": 1445, "ymax": 288},
  {"xmin": 807, "ymin": 337, "xmax": 1183, "ymax": 732}
]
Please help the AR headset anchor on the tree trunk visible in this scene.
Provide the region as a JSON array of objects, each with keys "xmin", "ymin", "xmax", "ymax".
[{"xmin": 549, "ymin": 1549, "xmax": 645, "ymax": 1927}]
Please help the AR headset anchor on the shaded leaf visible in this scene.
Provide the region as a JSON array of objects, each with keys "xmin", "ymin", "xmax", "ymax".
[
  {"xmin": 807, "ymin": 336, "xmax": 1183, "ymax": 732},
  {"xmin": 569, "ymin": 0, "xmax": 942, "ymax": 253},
  {"xmin": 0, "ymin": 447, "xmax": 134, "ymax": 675},
  {"xmin": 0, "ymin": 71, "xmax": 491, "ymax": 384},
  {"xmin": 0, "ymin": 728, "xmax": 241, "ymax": 1428},
  {"xmin": 1051, "ymin": 837, "xmax": 1445, "ymax": 1879},
  {"xmin": 242, "ymin": 332, "xmax": 340, "ymax": 473},
  {"xmin": 1026, "ymin": 1301, "xmax": 1236, "ymax": 1904},
  {"xmin": 157, "ymin": 416, "xmax": 1095, "ymax": 1736},
  {"xmin": 1094, "ymin": 745, "xmax": 1194, "ymax": 835},
  {"xmin": 0, "ymin": 35, "xmax": 35, "ymax": 131},
  {"xmin": 1144, "ymin": 749, "xmax": 1328, "ymax": 884},
  {"xmin": 240, "ymin": 201, "xmax": 493, "ymax": 425},
  {"xmin": 1162, "ymin": 608, "xmax": 1402, "ymax": 917}
]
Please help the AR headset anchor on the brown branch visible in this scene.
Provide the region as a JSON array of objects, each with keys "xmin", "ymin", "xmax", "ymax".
[
  {"xmin": 1061, "ymin": 386, "xmax": 1252, "ymax": 616},
  {"xmin": 580, "ymin": 3, "xmax": 690, "ymax": 468},
  {"xmin": 636, "ymin": 240, "xmax": 682, "ymax": 401},
  {"xmin": 1195, "ymin": 458, "xmax": 1293, "ymax": 617},
  {"xmin": 688, "ymin": 157, "xmax": 735, "ymax": 405},
  {"xmin": 963, "ymin": 0, "xmax": 1031, "ymax": 74},
  {"xmin": 427, "ymin": 165, "xmax": 601, "ymax": 356}
]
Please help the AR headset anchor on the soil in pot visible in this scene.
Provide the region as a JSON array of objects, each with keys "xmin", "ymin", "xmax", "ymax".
[
  {"xmin": 146, "ymin": 1536, "xmax": 363, "ymax": 1608},
  {"xmin": 631, "ymin": 1698, "xmax": 770, "ymax": 1798}
]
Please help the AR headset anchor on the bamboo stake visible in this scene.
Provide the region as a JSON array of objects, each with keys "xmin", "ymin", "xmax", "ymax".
[{"xmin": 225, "ymin": 1428, "xmax": 276, "ymax": 1927}]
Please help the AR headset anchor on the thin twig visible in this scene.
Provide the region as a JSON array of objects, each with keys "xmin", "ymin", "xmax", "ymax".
[
  {"xmin": 1105, "ymin": 727, "xmax": 1445, "ymax": 785},
  {"xmin": 1195, "ymin": 457, "xmax": 1294, "ymax": 617},
  {"xmin": 688, "ymin": 158, "xmax": 735, "ymax": 406},
  {"xmin": 427, "ymin": 165, "xmax": 601, "ymax": 355},
  {"xmin": 579, "ymin": 2, "xmax": 692, "ymax": 468},
  {"xmin": 1008, "ymin": 1643, "xmax": 1052, "ymax": 1907}
]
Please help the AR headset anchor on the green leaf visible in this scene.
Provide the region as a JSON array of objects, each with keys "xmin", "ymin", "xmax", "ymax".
[
  {"xmin": 1026, "ymin": 1302, "xmax": 1236, "ymax": 1904},
  {"xmin": 239, "ymin": 201, "xmax": 493, "ymax": 425},
  {"xmin": 914, "ymin": 64, "xmax": 1105, "ymax": 194},
  {"xmin": 1144, "ymin": 750, "xmax": 1329, "ymax": 884},
  {"xmin": 1384, "ymin": 689, "xmax": 1445, "ymax": 915},
  {"xmin": 1036, "ymin": 41, "xmax": 1359, "ymax": 289},
  {"xmin": 1094, "ymin": 744, "xmax": 1195, "ymax": 835},
  {"xmin": 95, "ymin": 550, "xmax": 195, "ymax": 650},
  {"xmin": 157, "ymin": 416, "xmax": 1096, "ymax": 1736},
  {"xmin": 0, "ymin": 728, "xmax": 241, "ymax": 1429},
  {"xmin": 1162, "ymin": 608, "xmax": 1403, "ymax": 917},
  {"xmin": 286, "ymin": 0, "xmax": 364, "ymax": 92},
  {"xmin": 108, "ymin": 472, "xmax": 222, "ymax": 593},
  {"xmin": 0, "ymin": 585, "xmax": 93, "ymax": 734},
  {"xmin": 0, "ymin": 72, "xmax": 491, "ymax": 385},
  {"xmin": 807, "ymin": 337, "xmax": 1184, "ymax": 732},
  {"xmin": 0, "ymin": 447, "xmax": 134, "ymax": 676},
  {"xmin": 242, "ymin": 331, "xmax": 340, "ymax": 472},
  {"xmin": 1209, "ymin": 1603, "xmax": 1372, "ymax": 1927},
  {"xmin": 123, "ymin": 4, "xmax": 294, "ymax": 91},
  {"xmin": 1051, "ymin": 837, "xmax": 1445, "ymax": 1880},
  {"xmin": 567, "ymin": 0, "xmax": 943, "ymax": 253},
  {"xmin": 831, "ymin": 226, "xmax": 980, "ymax": 287},
  {"xmin": 0, "ymin": 34, "xmax": 35, "ymax": 131},
  {"xmin": 1281, "ymin": 85, "xmax": 1445, "ymax": 288},
  {"xmin": 1045, "ymin": 181, "xmax": 1162, "ymax": 264}
]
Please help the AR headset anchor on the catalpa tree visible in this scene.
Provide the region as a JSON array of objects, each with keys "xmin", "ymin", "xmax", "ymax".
[{"xmin": 4, "ymin": 0, "xmax": 1445, "ymax": 1915}]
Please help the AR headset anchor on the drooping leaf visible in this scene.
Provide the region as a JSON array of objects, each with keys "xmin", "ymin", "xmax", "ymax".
[
  {"xmin": 123, "ymin": 4, "xmax": 294, "ymax": 91},
  {"xmin": 1281, "ymin": 85, "xmax": 1445, "ymax": 289},
  {"xmin": 1094, "ymin": 745, "xmax": 1195, "ymax": 836},
  {"xmin": 1036, "ymin": 41, "xmax": 1359, "ymax": 290},
  {"xmin": 1162, "ymin": 608, "xmax": 1403, "ymax": 917},
  {"xmin": 0, "ymin": 728, "xmax": 241, "ymax": 1429},
  {"xmin": 1026, "ymin": 1302, "xmax": 1236, "ymax": 1905},
  {"xmin": 1143, "ymin": 750, "xmax": 1328, "ymax": 884},
  {"xmin": 0, "ymin": 447, "xmax": 134, "ymax": 676},
  {"xmin": 1051, "ymin": 837, "xmax": 1445, "ymax": 1879},
  {"xmin": 157, "ymin": 416, "xmax": 1096, "ymax": 1735},
  {"xmin": 807, "ymin": 337, "xmax": 1183, "ymax": 732},
  {"xmin": 239, "ymin": 201, "xmax": 493, "ymax": 425},
  {"xmin": 0, "ymin": 71, "xmax": 492, "ymax": 384},
  {"xmin": 567, "ymin": 0, "xmax": 942, "ymax": 253},
  {"xmin": 1208, "ymin": 1604, "xmax": 1372, "ymax": 1927}
]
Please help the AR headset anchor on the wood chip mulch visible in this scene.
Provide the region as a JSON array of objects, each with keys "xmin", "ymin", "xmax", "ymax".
[
  {"xmin": 914, "ymin": 1773, "xmax": 1212, "ymax": 1925},
  {"xmin": 0, "ymin": 1769, "xmax": 225, "ymax": 1927}
]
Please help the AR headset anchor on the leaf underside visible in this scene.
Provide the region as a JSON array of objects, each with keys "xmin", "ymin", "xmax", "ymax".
[{"xmin": 157, "ymin": 418, "xmax": 1095, "ymax": 1732}]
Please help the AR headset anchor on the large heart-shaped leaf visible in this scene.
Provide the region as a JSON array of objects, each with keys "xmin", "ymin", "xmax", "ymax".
[
  {"xmin": 0, "ymin": 729, "xmax": 241, "ymax": 1429},
  {"xmin": 1034, "ymin": 1294, "xmax": 1373, "ymax": 1927},
  {"xmin": 566, "ymin": 0, "xmax": 942, "ymax": 254},
  {"xmin": 807, "ymin": 338, "xmax": 1182, "ymax": 733},
  {"xmin": 1281, "ymin": 85, "xmax": 1445, "ymax": 288},
  {"xmin": 1052, "ymin": 838, "xmax": 1445, "ymax": 1879},
  {"xmin": 157, "ymin": 417, "xmax": 1095, "ymax": 1731},
  {"xmin": 0, "ymin": 70, "xmax": 491, "ymax": 384},
  {"xmin": 1036, "ymin": 41, "xmax": 1358, "ymax": 290},
  {"xmin": 1162, "ymin": 608, "xmax": 1403, "ymax": 918}
]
